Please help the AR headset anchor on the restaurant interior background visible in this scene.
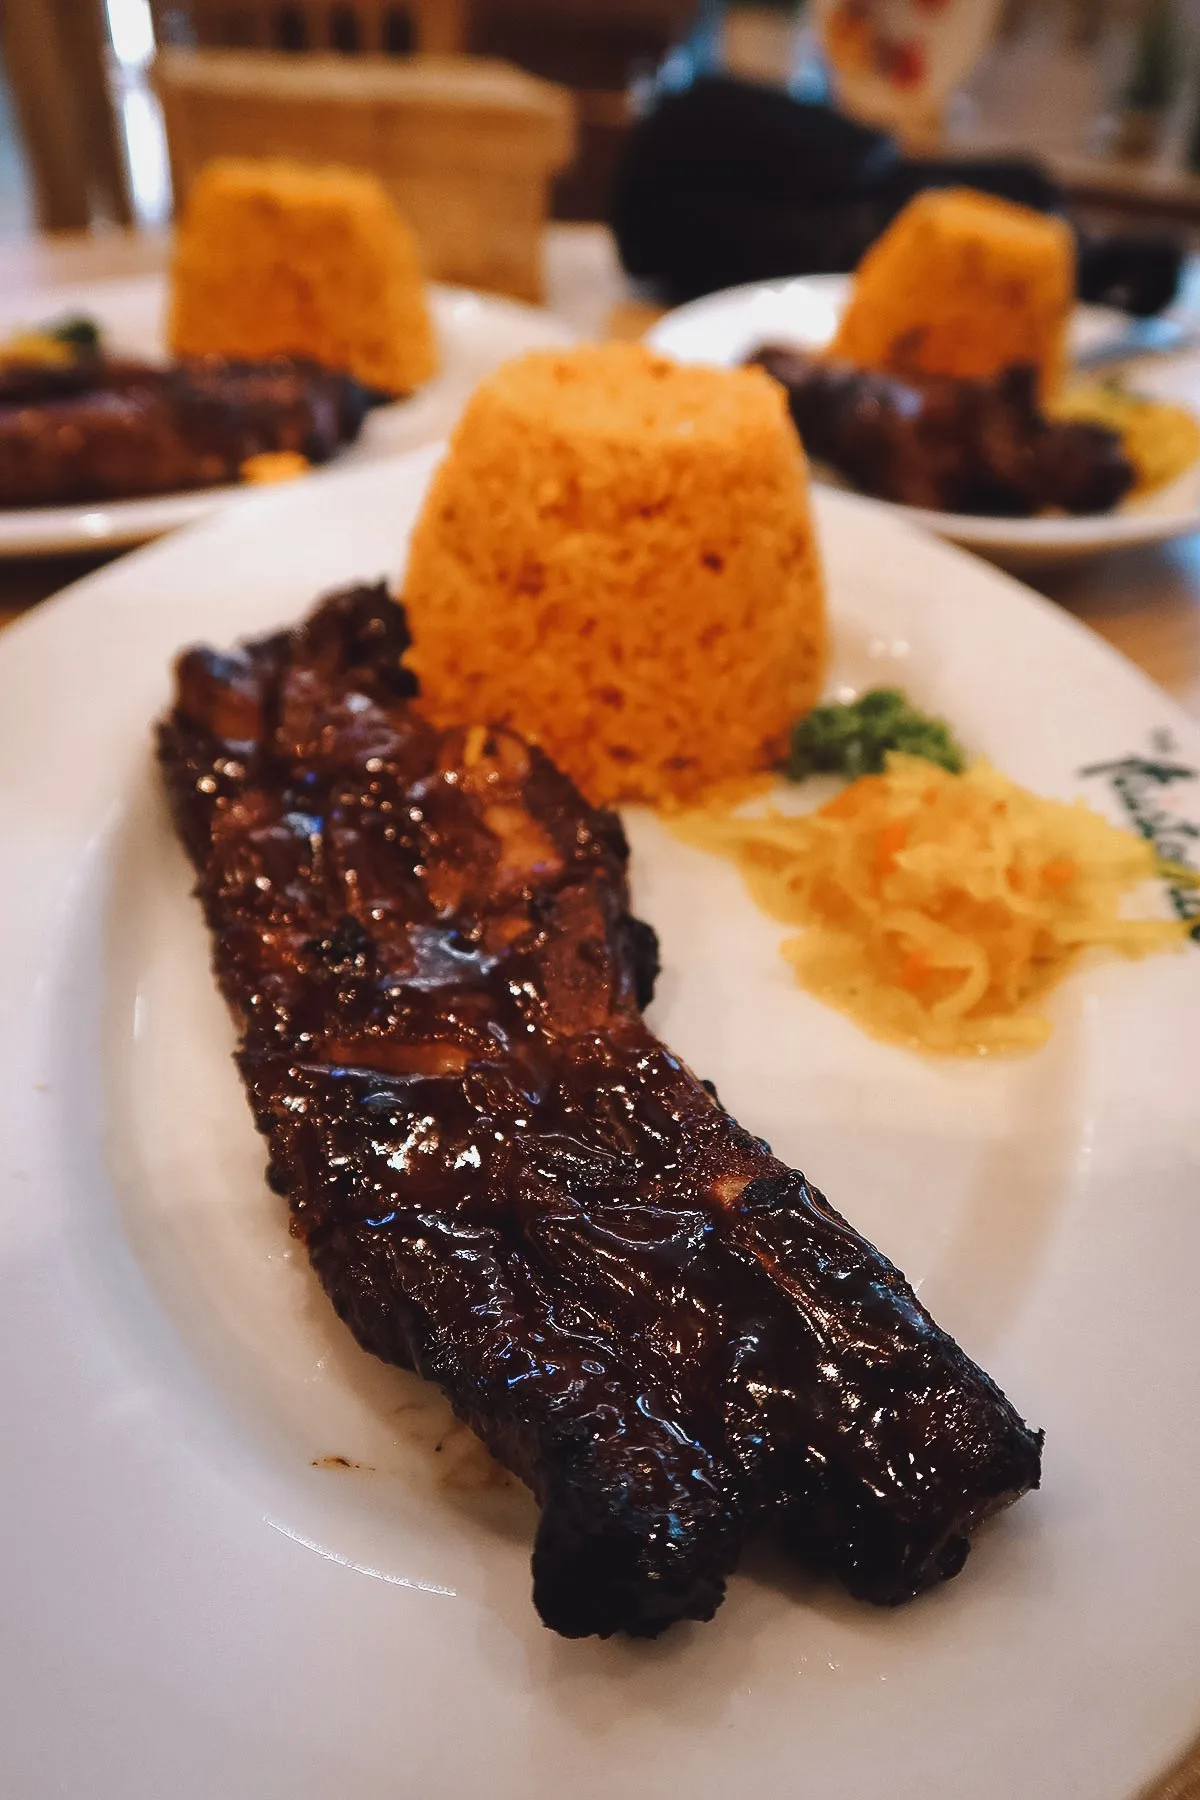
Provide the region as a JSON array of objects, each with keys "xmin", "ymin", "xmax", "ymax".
[{"xmin": 6, "ymin": 1, "xmax": 1200, "ymax": 255}]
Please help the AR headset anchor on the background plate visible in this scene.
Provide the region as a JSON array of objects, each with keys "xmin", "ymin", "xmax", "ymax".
[
  {"xmin": 648, "ymin": 273, "xmax": 1200, "ymax": 567},
  {"xmin": 1, "ymin": 453, "xmax": 1198, "ymax": 1798},
  {"xmin": 0, "ymin": 274, "xmax": 574, "ymax": 554}
]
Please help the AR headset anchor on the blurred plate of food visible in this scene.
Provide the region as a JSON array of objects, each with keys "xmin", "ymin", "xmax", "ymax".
[
  {"xmin": 649, "ymin": 189, "xmax": 1200, "ymax": 568},
  {"xmin": 0, "ymin": 159, "xmax": 576, "ymax": 558}
]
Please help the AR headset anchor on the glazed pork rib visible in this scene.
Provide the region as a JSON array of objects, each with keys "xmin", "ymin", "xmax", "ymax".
[
  {"xmin": 157, "ymin": 584, "xmax": 1043, "ymax": 1638},
  {"xmin": 0, "ymin": 357, "xmax": 369, "ymax": 508}
]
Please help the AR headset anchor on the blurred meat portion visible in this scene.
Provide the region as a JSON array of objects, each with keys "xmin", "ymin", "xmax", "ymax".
[
  {"xmin": 0, "ymin": 356, "xmax": 371, "ymax": 507},
  {"xmin": 750, "ymin": 345, "xmax": 1134, "ymax": 516}
]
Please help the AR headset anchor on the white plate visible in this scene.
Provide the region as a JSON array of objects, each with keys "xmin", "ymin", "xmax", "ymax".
[
  {"xmin": 0, "ymin": 274, "xmax": 574, "ymax": 555},
  {"xmin": 648, "ymin": 274, "xmax": 1200, "ymax": 567},
  {"xmin": 2, "ymin": 452, "xmax": 1199, "ymax": 1800}
]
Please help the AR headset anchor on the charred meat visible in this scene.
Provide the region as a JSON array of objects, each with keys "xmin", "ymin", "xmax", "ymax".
[
  {"xmin": 157, "ymin": 584, "xmax": 1043, "ymax": 1638},
  {"xmin": 751, "ymin": 344, "xmax": 1134, "ymax": 516},
  {"xmin": 0, "ymin": 356, "xmax": 370, "ymax": 508}
]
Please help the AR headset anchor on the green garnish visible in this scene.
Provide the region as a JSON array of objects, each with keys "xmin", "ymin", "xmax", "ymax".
[
  {"xmin": 48, "ymin": 314, "xmax": 102, "ymax": 351},
  {"xmin": 786, "ymin": 687, "xmax": 966, "ymax": 781}
]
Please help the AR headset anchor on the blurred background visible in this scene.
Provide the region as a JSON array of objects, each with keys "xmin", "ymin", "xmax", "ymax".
[{"xmin": 4, "ymin": 0, "xmax": 1200, "ymax": 269}]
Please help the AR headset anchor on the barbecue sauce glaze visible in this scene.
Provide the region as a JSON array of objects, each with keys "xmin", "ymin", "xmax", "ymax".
[{"xmin": 159, "ymin": 583, "xmax": 1043, "ymax": 1638}]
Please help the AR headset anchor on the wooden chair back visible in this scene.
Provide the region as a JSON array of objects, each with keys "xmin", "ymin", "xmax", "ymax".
[
  {"xmin": 463, "ymin": 0, "xmax": 698, "ymax": 221},
  {"xmin": 0, "ymin": 0, "xmax": 132, "ymax": 231},
  {"xmin": 151, "ymin": 0, "xmax": 466, "ymax": 56},
  {"xmin": 466, "ymin": 0, "xmax": 696, "ymax": 87}
]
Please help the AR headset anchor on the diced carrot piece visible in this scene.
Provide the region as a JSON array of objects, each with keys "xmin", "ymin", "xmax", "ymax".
[
  {"xmin": 875, "ymin": 818, "xmax": 910, "ymax": 877},
  {"xmin": 1042, "ymin": 856, "xmax": 1077, "ymax": 890},
  {"xmin": 899, "ymin": 951, "xmax": 930, "ymax": 990},
  {"xmin": 820, "ymin": 776, "xmax": 885, "ymax": 820}
]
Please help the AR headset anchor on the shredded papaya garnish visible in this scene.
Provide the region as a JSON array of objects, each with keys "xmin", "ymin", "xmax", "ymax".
[{"xmin": 673, "ymin": 754, "xmax": 1194, "ymax": 1056}]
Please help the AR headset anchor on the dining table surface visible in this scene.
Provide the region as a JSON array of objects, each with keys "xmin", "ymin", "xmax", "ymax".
[{"xmin": 2, "ymin": 220, "xmax": 1200, "ymax": 1800}]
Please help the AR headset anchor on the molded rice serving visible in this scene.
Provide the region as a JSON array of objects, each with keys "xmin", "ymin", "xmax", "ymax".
[
  {"xmin": 402, "ymin": 343, "xmax": 826, "ymax": 807},
  {"xmin": 169, "ymin": 158, "xmax": 438, "ymax": 396},
  {"xmin": 832, "ymin": 187, "xmax": 1074, "ymax": 402}
]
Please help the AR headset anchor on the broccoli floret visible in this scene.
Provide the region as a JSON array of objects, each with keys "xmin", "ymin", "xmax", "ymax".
[
  {"xmin": 48, "ymin": 314, "xmax": 102, "ymax": 352},
  {"xmin": 786, "ymin": 688, "xmax": 965, "ymax": 781}
]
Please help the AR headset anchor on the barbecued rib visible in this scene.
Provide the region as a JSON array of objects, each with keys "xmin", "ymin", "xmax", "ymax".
[
  {"xmin": 157, "ymin": 583, "xmax": 1043, "ymax": 1637},
  {"xmin": 750, "ymin": 344, "xmax": 1134, "ymax": 517},
  {"xmin": 0, "ymin": 357, "xmax": 369, "ymax": 508}
]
